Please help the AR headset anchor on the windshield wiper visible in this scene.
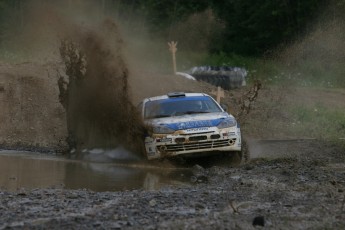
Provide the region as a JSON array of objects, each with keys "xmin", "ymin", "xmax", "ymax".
[
  {"xmin": 184, "ymin": 111, "xmax": 211, "ymax": 114},
  {"xmin": 148, "ymin": 115, "xmax": 171, "ymax": 119}
]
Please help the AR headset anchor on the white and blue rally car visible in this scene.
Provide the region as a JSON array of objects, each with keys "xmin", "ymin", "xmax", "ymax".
[{"xmin": 138, "ymin": 92, "xmax": 242, "ymax": 160}]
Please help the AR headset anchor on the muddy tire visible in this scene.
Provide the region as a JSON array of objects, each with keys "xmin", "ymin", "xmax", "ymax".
[
  {"xmin": 233, "ymin": 151, "xmax": 243, "ymax": 163},
  {"xmin": 230, "ymin": 138, "xmax": 250, "ymax": 164}
]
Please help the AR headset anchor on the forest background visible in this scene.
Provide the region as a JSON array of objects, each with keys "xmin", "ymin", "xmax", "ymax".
[{"xmin": 0, "ymin": 0, "xmax": 345, "ymax": 87}]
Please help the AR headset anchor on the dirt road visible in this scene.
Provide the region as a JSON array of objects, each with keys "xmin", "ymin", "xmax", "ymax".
[{"xmin": 0, "ymin": 139, "xmax": 344, "ymax": 229}]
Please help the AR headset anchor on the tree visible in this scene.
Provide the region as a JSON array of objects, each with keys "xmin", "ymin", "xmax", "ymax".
[
  {"xmin": 211, "ymin": 0, "xmax": 327, "ymax": 56},
  {"xmin": 140, "ymin": 0, "xmax": 209, "ymax": 34}
]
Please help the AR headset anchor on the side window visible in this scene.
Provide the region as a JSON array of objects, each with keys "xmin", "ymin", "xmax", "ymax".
[{"xmin": 205, "ymin": 97, "xmax": 223, "ymax": 112}]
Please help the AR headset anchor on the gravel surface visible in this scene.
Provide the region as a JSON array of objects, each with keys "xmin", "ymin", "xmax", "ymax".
[{"xmin": 1, "ymin": 140, "xmax": 344, "ymax": 229}]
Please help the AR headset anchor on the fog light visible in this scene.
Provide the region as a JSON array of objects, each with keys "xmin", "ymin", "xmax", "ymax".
[
  {"xmin": 175, "ymin": 137, "xmax": 186, "ymax": 143},
  {"xmin": 159, "ymin": 145, "xmax": 167, "ymax": 153}
]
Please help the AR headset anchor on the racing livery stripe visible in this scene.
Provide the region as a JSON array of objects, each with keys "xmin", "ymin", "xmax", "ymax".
[{"xmin": 166, "ymin": 119, "xmax": 223, "ymax": 130}]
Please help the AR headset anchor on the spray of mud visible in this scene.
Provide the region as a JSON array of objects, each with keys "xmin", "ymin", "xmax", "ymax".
[
  {"xmin": 0, "ymin": 1, "xmax": 219, "ymax": 159},
  {"xmin": 0, "ymin": 1, "xmax": 257, "ymax": 160},
  {"xmin": 57, "ymin": 18, "xmax": 148, "ymax": 156}
]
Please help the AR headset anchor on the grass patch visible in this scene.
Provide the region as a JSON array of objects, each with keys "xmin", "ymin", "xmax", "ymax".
[
  {"xmin": 289, "ymin": 105, "xmax": 345, "ymax": 139},
  {"xmin": 200, "ymin": 52, "xmax": 345, "ymax": 88}
]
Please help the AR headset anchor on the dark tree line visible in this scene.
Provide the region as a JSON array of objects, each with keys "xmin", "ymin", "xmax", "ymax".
[
  {"xmin": 210, "ymin": 0, "xmax": 329, "ymax": 55},
  {"xmin": 138, "ymin": 0, "xmax": 330, "ymax": 56},
  {"xmin": 0, "ymin": 0, "xmax": 343, "ymax": 56}
]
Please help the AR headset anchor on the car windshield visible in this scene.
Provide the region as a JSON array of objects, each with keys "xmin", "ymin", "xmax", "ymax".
[{"xmin": 144, "ymin": 96, "xmax": 223, "ymax": 119}]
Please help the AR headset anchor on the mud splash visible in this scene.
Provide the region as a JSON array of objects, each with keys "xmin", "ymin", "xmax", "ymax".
[{"xmin": 58, "ymin": 19, "xmax": 147, "ymax": 156}]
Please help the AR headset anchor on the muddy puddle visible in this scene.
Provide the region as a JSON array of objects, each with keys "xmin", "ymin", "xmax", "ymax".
[
  {"xmin": 0, "ymin": 151, "xmax": 194, "ymax": 192},
  {"xmin": 0, "ymin": 139, "xmax": 318, "ymax": 192}
]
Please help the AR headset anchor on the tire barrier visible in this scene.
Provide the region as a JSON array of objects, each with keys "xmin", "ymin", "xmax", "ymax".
[
  {"xmin": 184, "ymin": 66, "xmax": 247, "ymax": 90},
  {"xmin": 175, "ymin": 72, "xmax": 196, "ymax": 81}
]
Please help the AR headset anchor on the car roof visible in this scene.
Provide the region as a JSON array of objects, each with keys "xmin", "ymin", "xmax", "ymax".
[{"xmin": 144, "ymin": 92, "xmax": 210, "ymax": 102}]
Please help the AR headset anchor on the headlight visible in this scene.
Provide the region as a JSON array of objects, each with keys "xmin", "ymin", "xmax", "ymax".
[
  {"xmin": 217, "ymin": 118, "xmax": 237, "ymax": 129},
  {"xmin": 153, "ymin": 125, "xmax": 175, "ymax": 134}
]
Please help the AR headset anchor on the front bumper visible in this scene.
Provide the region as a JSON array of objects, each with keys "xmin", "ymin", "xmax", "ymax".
[{"xmin": 144, "ymin": 126, "xmax": 241, "ymax": 160}]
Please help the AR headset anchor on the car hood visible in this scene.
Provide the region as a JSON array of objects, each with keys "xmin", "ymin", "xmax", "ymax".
[{"xmin": 146, "ymin": 112, "xmax": 233, "ymax": 130}]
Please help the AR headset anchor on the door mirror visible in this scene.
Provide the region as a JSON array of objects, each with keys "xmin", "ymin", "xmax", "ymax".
[{"xmin": 220, "ymin": 104, "xmax": 228, "ymax": 112}]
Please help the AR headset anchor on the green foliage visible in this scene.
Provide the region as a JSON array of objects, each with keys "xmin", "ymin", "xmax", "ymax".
[
  {"xmin": 140, "ymin": 0, "xmax": 209, "ymax": 34},
  {"xmin": 136, "ymin": 0, "xmax": 332, "ymax": 57},
  {"xmin": 201, "ymin": 48, "xmax": 345, "ymax": 88},
  {"xmin": 0, "ymin": 0, "xmax": 23, "ymax": 44},
  {"xmin": 203, "ymin": 52, "xmax": 257, "ymax": 68},
  {"xmin": 289, "ymin": 104, "xmax": 345, "ymax": 139},
  {"xmin": 201, "ymin": 52, "xmax": 287, "ymax": 85},
  {"xmin": 0, "ymin": 0, "xmax": 344, "ymax": 64},
  {"xmin": 211, "ymin": 0, "xmax": 327, "ymax": 56}
]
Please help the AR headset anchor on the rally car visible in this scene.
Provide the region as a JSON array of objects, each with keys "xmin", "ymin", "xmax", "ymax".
[{"xmin": 138, "ymin": 92, "xmax": 242, "ymax": 160}]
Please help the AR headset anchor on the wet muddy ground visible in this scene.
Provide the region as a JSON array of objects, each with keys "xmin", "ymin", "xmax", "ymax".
[
  {"xmin": 0, "ymin": 151, "xmax": 194, "ymax": 192},
  {"xmin": 1, "ymin": 139, "xmax": 344, "ymax": 229}
]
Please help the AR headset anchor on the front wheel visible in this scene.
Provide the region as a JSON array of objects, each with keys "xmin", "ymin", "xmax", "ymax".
[
  {"xmin": 221, "ymin": 151, "xmax": 243, "ymax": 165},
  {"xmin": 229, "ymin": 151, "xmax": 242, "ymax": 164},
  {"xmin": 231, "ymin": 138, "xmax": 250, "ymax": 164}
]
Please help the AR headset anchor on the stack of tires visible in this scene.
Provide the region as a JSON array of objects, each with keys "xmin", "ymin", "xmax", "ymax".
[{"xmin": 187, "ymin": 66, "xmax": 247, "ymax": 90}]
